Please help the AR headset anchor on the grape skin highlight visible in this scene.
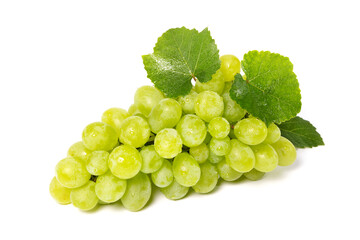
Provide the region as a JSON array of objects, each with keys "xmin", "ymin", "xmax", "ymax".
[
  {"xmin": 55, "ymin": 157, "xmax": 90, "ymax": 189},
  {"xmin": 154, "ymin": 128, "xmax": 183, "ymax": 159},
  {"xmin": 82, "ymin": 122, "xmax": 118, "ymax": 151},
  {"xmin": 108, "ymin": 145, "xmax": 142, "ymax": 179}
]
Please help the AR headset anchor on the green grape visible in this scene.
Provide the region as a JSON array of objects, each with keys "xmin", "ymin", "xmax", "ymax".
[
  {"xmin": 194, "ymin": 91, "xmax": 224, "ymax": 122},
  {"xmin": 244, "ymin": 168, "xmax": 265, "ymax": 181},
  {"xmin": 140, "ymin": 145, "xmax": 164, "ymax": 174},
  {"xmin": 177, "ymin": 89, "xmax": 198, "ymax": 114},
  {"xmin": 154, "ymin": 128, "xmax": 183, "ymax": 159},
  {"xmin": 225, "ymin": 139, "xmax": 255, "ymax": 173},
  {"xmin": 189, "ymin": 143, "xmax": 209, "ymax": 164},
  {"xmin": 82, "ymin": 122, "xmax": 118, "ymax": 151},
  {"xmin": 222, "ymin": 81, "xmax": 233, "ymax": 94},
  {"xmin": 121, "ymin": 172, "xmax": 151, "ymax": 212},
  {"xmin": 271, "ymin": 137, "xmax": 297, "ymax": 166},
  {"xmin": 192, "ymin": 162, "xmax": 218, "ymax": 194},
  {"xmin": 95, "ymin": 171, "xmax": 127, "ymax": 203},
  {"xmin": 160, "ymin": 179, "xmax": 189, "ymax": 200},
  {"xmin": 173, "ymin": 153, "xmax": 201, "ymax": 187},
  {"xmin": 234, "ymin": 118, "xmax": 268, "ymax": 145},
  {"xmin": 67, "ymin": 141, "xmax": 91, "ymax": 163},
  {"xmin": 86, "ymin": 151, "xmax": 109, "ymax": 176},
  {"xmin": 119, "ymin": 116, "xmax": 150, "ymax": 148},
  {"xmin": 252, "ymin": 143, "xmax": 279, "ymax": 172},
  {"xmin": 194, "ymin": 69, "xmax": 225, "ymax": 95},
  {"xmin": 176, "ymin": 114, "xmax": 207, "ymax": 147},
  {"xmin": 209, "ymin": 137, "xmax": 231, "ymax": 156},
  {"xmin": 55, "ymin": 157, "xmax": 90, "ymax": 188},
  {"xmin": 148, "ymin": 98, "xmax": 182, "ymax": 133},
  {"xmin": 128, "ymin": 104, "xmax": 140, "ymax": 116},
  {"xmin": 70, "ymin": 181, "xmax": 98, "ymax": 211},
  {"xmin": 101, "ymin": 107, "xmax": 130, "ymax": 135},
  {"xmin": 151, "ymin": 159, "xmax": 173, "ymax": 188},
  {"xmin": 208, "ymin": 148, "xmax": 225, "ymax": 164},
  {"xmin": 222, "ymin": 93, "xmax": 246, "ymax": 123},
  {"xmin": 208, "ymin": 117, "xmax": 230, "ymax": 139},
  {"xmin": 220, "ymin": 54, "xmax": 241, "ymax": 82},
  {"xmin": 203, "ymin": 131, "xmax": 212, "ymax": 145},
  {"xmin": 49, "ymin": 176, "xmax": 72, "ymax": 204},
  {"xmin": 134, "ymin": 85, "xmax": 164, "ymax": 117},
  {"xmin": 216, "ymin": 160, "xmax": 242, "ymax": 181},
  {"xmin": 108, "ymin": 145, "xmax": 142, "ymax": 179},
  {"xmin": 264, "ymin": 123, "xmax": 281, "ymax": 144}
]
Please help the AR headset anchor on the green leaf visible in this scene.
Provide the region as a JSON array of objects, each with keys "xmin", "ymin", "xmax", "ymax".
[
  {"xmin": 229, "ymin": 51, "xmax": 301, "ymax": 125},
  {"xmin": 277, "ymin": 116, "xmax": 324, "ymax": 148},
  {"xmin": 142, "ymin": 27, "xmax": 220, "ymax": 98}
]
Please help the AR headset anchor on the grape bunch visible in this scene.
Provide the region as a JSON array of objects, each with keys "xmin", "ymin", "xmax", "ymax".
[{"xmin": 50, "ymin": 55, "xmax": 297, "ymax": 211}]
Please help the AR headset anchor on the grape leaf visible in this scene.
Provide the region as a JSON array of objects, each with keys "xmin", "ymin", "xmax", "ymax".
[
  {"xmin": 142, "ymin": 27, "xmax": 220, "ymax": 98},
  {"xmin": 229, "ymin": 51, "xmax": 301, "ymax": 125},
  {"xmin": 277, "ymin": 116, "xmax": 324, "ymax": 148}
]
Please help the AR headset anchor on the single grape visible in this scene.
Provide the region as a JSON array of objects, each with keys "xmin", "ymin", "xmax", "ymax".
[
  {"xmin": 151, "ymin": 159, "xmax": 173, "ymax": 188},
  {"xmin": 173, "ymin": 153, "xmax": 201, "ymax": 187},
  {"xmin": 176, "ymin": 114, "xmax": 207, "ymax": 147},
  {"xmin": 225, "ymin": 139, "xmax": 255, "ymax": 173},
  {"xmin": 160, "ymin": 179, "xmax": 189, "ymax": 200},
  {"xmin": 70, "ymin": 181, "xmax": 98, "ymax": 211},
  {"xmin": 108, "ymin": 145, "xmax": 142, "ymax": 179},
  {"xmin": 154, "ymin": 128, "xmax": 182, "ymax": 159},
  {"xmin": 177, "ymin": 89, "xmax": 198, "ymax": 114},
  {"xmin": 95, "ymin": 171, "xmax": 127, "ymax": 203},
  {"xmin": 56, "ymin": 157, "xmax": 90, "ymax": 188},
  {"xmin": 194, "ymin": 91, "xmax": 224, "ymax": 122},
  {"xmin": 234, "ymin": 118, "xmax": 268, "ymax": 145},
  {"xmin": 119, "ymin": 116, "xmax": 150, "ymax": 148},
  {"xmin": 220, "ymin": 54, "xmax": 241, "ymax": 82},
  {"xmin": 209, "ymin": 136, "xmax": 231, "ymax": 156},
  {"xmin": 86, "ymin": 151, "xmax": 109, "ymax": 176},
  {"xmin": 264, "ymin": 123, "xmax": 281, "ymax": 144},
  {"xmin": 194, "ymin": 69, "xmax": 225, "ymax": 95},
  {"xmin": 208, "ymin": 148, "xmax": 225, "ymax": 164},
  {"xmin": 222, "ymin": 92, "xmax": 246, "ymax": 123},
  {"xmin": 252, "ymin": 143, "xmax": 279, "ymax": 172},
  {"xmin": 216, "ymin": 160, "xmax": 242, "ymax": 181},
  {"xmin": 244, "ymin": 168, "xmax": 265, "ymax": 181},
  {"xmin": 101, "ymin": 107, "xmax": 130, "ymax": 135},
  {"xmin": 208, "ymin": 117, "xmax": 230, "ymax": 139},
  {"xmin": 49, "ymin": 176, "xmax": 72, "ymax": 204},
  {"xmin": 148, "ymin": 98, "xmax": 182, "ymax": 133},
  {"xmin": 189, "ymin": 143, "xmax": 209, "ymax": 164},
  {"xmin": 67, "ymin": 141, "xmax": 91, "ymax": 163},
  {"xmin": 192, "ymin": 162, "xmax": 218, "ymax": 194},
  {"xmin": 271, "ymin": 137, "xmax": 297, "ymax": 166},
  {"xmin": 82, "ymin": 122, "xmax": 118, "ymax": 151},
  {"xmin": 121, "ymin": 172, "xmax": 151, "ymax": 212},
  {"xmin": 140, "ymin": 145, "xmax": 164, "ymax": 174},
  {"xmin": 134, "ymin": 85, "xmax": 164, "ymax": 117}
]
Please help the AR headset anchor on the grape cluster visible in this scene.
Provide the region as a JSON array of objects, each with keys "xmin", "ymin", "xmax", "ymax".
[{"xmin": 50, "ymin": 55, "xmax": 297, "ymax": 211}]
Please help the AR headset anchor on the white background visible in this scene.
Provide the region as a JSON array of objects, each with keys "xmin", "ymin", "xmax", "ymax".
[{"xmin": 1, "ymin": 0, "xmax": 359, "ymax": 239}]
